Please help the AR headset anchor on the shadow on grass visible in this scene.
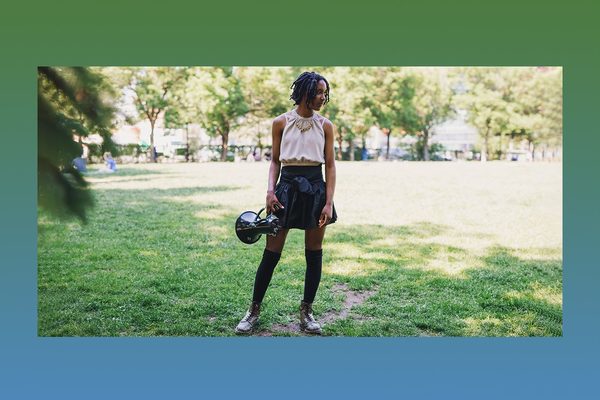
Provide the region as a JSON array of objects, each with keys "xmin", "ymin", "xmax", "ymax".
[
  {"xmin": 94, "ymin": 185, "xmax": 242, "ymax": 198},
  {"xmin": 38, "ymin": 187, "xmax": 562, "ymax": 337}
]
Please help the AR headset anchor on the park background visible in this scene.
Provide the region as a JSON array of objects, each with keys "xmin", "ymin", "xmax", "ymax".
[
  {"xmin": 38, "ymin": 66, "xmax": 562, "ymax": 337},
  {"xmin": 2, "ymin": 0, "xmax": 599, "ymax": 398}
]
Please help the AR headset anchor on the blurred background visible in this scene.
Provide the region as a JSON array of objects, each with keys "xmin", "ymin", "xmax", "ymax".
[{"xmin": 38, "ymin": 66, "xmax": 562, "ymax": 219}]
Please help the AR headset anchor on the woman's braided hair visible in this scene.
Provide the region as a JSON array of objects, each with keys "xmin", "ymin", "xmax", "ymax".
[{"xmin": 290, "ymin": 71, "xmax": 330, "ymax": 108}]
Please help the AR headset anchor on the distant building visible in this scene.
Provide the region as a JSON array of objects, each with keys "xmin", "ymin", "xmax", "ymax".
[
  {"xmin": 112, "ymin": 125, "xmax": 142, "ymax": 145},
  {"xmin": 431, "ymin": 110, "xmax": 478, "ymax": 159}
]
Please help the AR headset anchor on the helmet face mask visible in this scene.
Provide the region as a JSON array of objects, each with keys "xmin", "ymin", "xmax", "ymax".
[{"xmin": 235, "ymin": 208, "xmax": 281, "ymax": 244}]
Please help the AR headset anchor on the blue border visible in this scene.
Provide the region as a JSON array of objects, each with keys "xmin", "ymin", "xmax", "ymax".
[{"xmin": 2, "ymin": 1, "xmax": 598, "ymax": 398}]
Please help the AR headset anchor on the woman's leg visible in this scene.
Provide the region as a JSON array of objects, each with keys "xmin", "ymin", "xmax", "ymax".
[
  {"xmin": 266, "ymin": 227, "xmax": 289, "ymax": 253},
  {"xmin": 236, "ymin": 229, "xmax": 291, "ymax": 334},
  {"xmin": 251, "ymin": 228, "xmax": 289, "ymax": 303},
  {"xmin": 303, "ymin": 225, "xmax": 326, "ymax": 303},
  {"xmin": 299, "ymin": 225, "xmax": 326, "ymax": 334}
]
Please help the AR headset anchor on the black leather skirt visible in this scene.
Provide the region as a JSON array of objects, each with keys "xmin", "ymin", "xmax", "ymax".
[{"xmin": 273, "ymin": 165, "xmax": 338, "ymax": 230}]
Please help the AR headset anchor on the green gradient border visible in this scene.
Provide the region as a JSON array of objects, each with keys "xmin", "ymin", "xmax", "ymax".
[{"xmin": 1, "ymin": 1, "xmax": 597, "ymax": 398}]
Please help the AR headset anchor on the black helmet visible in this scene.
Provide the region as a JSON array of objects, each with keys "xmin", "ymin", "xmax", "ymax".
[{"xmin": 235, "ymin": 208, "xmax": 281, "ymax": 244}]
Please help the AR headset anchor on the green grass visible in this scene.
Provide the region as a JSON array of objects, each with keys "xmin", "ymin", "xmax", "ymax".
[{"xmin": 38, "ymin": 162, "xmax": 562, "ymax": 336}]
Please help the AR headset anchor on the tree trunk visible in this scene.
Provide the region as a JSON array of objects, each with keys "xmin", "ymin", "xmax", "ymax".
[
  {"xmin": 481, "ymin": 125, "xmax": 490, "ymax": 162},
  {"xmin": 349, "ymin": 139, "xmax": 355, "ymax": 161},
  {"xmin": 221, "ymin": 131, "xmax": 229, "ymax": 162},
  {"xmin": 386, "ymin": 130, "xmax": 391, "ymax": 160},
  {"xmin": 498, "ymin": 131, "xmax": 504, "ymax": 161},
  {"xmin": 481, "ymin": 135, "xmax": 489, "ymax": 162},
  {"xmin": 185, "ymin": 123, "xmax": 190, "ymax": 162},
  {"xmin": 423, "ymin": 129, "xmax": 430, "ymax": 161},
  {"xmin": 361, "ymin": 135, "xmax": 367, "ymax": 161},
  {"xmin": 541, "ymin": 146, "xmax": 546, "ymax": 161},
  {"xmin": 150, "ymin": 120, "xmax": 157, "ymax": 163}
]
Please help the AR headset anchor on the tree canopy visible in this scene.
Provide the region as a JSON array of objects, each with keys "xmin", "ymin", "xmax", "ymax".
[
  {"xmin": 38, "ymin": 67, "xmax": 116, "ymax": 221},
  {"xmin": 98, "ymin": 66, "xmax": 561, "ymax": 162}
]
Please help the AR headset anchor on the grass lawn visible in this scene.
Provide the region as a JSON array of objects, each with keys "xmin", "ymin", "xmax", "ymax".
[{"xmin": 38, "ymin": 161, "xmax": 562, "ymax": 336}]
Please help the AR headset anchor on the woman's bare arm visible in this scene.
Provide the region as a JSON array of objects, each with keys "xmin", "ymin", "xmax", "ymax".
[{"xmin": 319, "ymin": 119, "xmax": 336, "ymax": 226}]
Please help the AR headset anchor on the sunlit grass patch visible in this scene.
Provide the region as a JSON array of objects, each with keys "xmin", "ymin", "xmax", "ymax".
[
  {"xmin": 530, "ymin": 284, "xmax": 562, "ymax": 306},
  {"xmin": 463, "ymin": 316, "xmax": 503, "ymax": 335},
  {"xmin": 414, "ymin": 248, "xmax": 482, "ymax": 276},
  {"xmin": 325, "ymin": 258, "xmax": 386, "ymax": 276},
  {"xmin": 505, "ymin": 282, "xmax": 562, "ymax": 307},
  {"xmin": 327, "ymin": 242, "xmax": 366, "ymax": 258},
  {"xmin": 463, "ymin": 312, "xmax": 555, "ymax": 337}
]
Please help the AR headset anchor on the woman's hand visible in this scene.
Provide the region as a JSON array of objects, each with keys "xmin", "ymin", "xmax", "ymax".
[
  {"xmin": 266, "ymin": 191, "xmax": 284, "ymax": 215},
  {"xmin": 318, "ymin": 203, "xmax": 333, "ymax": 228}
]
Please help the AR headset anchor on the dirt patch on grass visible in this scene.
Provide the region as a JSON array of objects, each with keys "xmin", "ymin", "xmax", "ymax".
[
  {"xmin": 256, "ymin": 283, "xmax": 377, "ymax": 336},
  {"xmin": 320, "ymin": 283, "xmax": 377, "ymax": 324}
]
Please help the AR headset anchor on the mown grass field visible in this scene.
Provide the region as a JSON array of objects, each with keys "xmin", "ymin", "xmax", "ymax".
[{"xmin": 38, "ymin": 161, "xmax": 562, "ymax": 336}]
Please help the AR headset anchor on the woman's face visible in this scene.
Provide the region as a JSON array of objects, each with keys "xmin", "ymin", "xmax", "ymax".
[{"xmin": 307, "ymin": 80, "xmax": 328, "ymax": 111}]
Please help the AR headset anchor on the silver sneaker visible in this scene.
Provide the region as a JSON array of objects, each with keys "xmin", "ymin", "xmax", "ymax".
[
  {"xmin": 300, "ymin": 301, "xmax": 322, "ymax": 335},
  {"xmin": 235, "ymin": 301, "xmax": 261, "ymax": 335}
]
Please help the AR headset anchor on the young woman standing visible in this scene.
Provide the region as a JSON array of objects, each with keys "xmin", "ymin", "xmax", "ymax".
[{"xmin": 235, "ymin": 71, "xmax": 338, "ymax": 335}]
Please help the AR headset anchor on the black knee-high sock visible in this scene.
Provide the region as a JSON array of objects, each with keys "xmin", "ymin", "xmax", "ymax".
[
  {"xmin": 252, "ymin": 249, "xmax": 282, "ymax": 303},
  {"xmin": 303, "ymin": 248, "xmax": 323, "ymax": 303}
]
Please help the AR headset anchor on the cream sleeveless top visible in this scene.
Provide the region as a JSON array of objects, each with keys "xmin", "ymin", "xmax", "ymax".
[{"xmin": 279, "ymin": 109, "xmax": 326, "ymax": 166}]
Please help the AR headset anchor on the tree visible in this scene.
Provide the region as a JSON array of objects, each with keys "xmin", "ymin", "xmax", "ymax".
[
  {"xmin": 163, "ymin": 105, "xmax": 196, "ymax": 162},
  {"xmin": 114, "ymin": 67, "xmax": 187, "ymax": 162},
  {"xmin": 321, "ymin": 67, "xmax": 376, "ymax": 160},
  {"xmin": 505, "ymin": 67, "xmax": 562, "ymax": 159},
  {"xmin": 410, "ymin": 69, "xmax": 454, "ymax": 161},
  {"xmin": 38, "ymin": 67, "xmax": 116, "ymax": 221},
  {"xmin": 457, "ymin": 67, "xmax": 562, "ymax": 162},
  {"xmin": 367, "ymin": 68, "xmax": 418, "ymax": 160},
  {"xmin": 238, "ymin": 66, "xmax": 292, "ymax": 118},
  {"xmin": 458, "ymin": 68, "xmax": 511, "ymax": 162},
  {"xmin": 164, "ymin": 72, "xmax": 203, "ymax": 162},
  {"xmin": 236, "ymin": 67, "xmax": 294, "ymax": 151},
  {"xmin": 189, "ymin": 67, "xmax": 249, "ymax": 161},
  {"xmin": 321, "ymin": 99, "xmax": 347, "ymax": 160}
]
